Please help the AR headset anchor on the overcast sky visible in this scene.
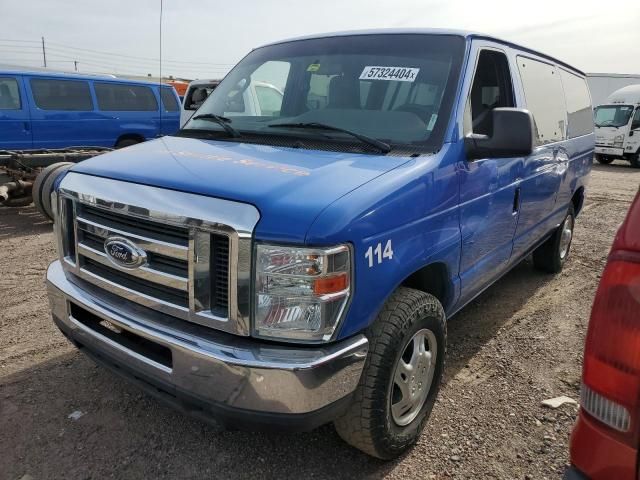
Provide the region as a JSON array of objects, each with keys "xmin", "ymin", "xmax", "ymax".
[{"xmin": 1, "ymin": 0, "xmax": 639, "ymax": 79}]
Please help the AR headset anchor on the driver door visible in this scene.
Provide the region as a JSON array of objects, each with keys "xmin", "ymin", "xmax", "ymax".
[{"xmin": 457, "ymin": 45, "xmax": 522, "ymax": 306}]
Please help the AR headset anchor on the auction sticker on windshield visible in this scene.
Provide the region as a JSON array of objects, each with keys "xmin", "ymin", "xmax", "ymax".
[{"xmin": 359, "ymin": 66, "xmax": 420, "ymax": 82}]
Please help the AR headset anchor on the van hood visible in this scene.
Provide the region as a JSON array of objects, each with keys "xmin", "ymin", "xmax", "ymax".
[{"xmin": 71, "ymin": 136, "xmax": 411, "ymax": 243}]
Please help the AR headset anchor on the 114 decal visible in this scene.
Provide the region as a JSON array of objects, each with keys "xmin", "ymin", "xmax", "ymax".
[{"xmin": 365, "ymin": 240, "xmax": 394, "ymax": 267}]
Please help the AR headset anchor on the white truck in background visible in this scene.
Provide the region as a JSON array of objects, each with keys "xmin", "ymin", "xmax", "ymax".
[
  {"xmin": 180, "ymin": 79, "xmax": 221, "ymax": 127},
  {"xmin": 587, "ymin": 73, "xmax": 640, "ymax": 107},
  {"xmin": 594, "ymin": 84, "xmax": 640, "ymax": 168},
  {"xmin": 180, "ymin": 79, "xmax": 284, "ymax": 127}
]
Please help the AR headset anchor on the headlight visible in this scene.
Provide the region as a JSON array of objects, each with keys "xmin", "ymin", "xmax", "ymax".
[
  {"xmin": 254, "ymin": 244, "xmax": 351, "ymax": 342},
  {"xmin": 614, "ymin": 134, "xmax": 625, "ymax": 147}
]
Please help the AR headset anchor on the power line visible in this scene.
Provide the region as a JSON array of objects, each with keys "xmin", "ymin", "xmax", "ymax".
[
  {"xmin": 0, "ymin": 38, "xmax": 234, "ymax": 78},
  {"xmin": 1, "ymin": 37, "xmax": 236, "ymax": 65},
  {"xmin": 45, "ymin": 40, "xmax": 236, "ymax": 66},
  {"xmin": 0, "ymin": 39, "xmax": 40, "ymax": 43},
  {"xmin": 1, "ymin": 48, "xmax": 229, "ymax": 71}
]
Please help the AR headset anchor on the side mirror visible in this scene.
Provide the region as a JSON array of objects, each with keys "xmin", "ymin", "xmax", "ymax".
[{"xmin": 464, "ymin": 108, "xmax": 535, "ymax": 160}]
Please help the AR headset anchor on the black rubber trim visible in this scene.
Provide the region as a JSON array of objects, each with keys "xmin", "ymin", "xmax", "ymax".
[
  {"xmin": 53, "ymin": 314, "xmax": 351, "ymax": 432},
  {"xmin": 562, "ymin": 466, "xmax": 589, "ymax": 480}
]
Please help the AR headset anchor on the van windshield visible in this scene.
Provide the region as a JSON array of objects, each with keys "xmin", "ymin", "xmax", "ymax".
[
  {"xmin": 594, "ymin": 105, "xmax": 634, "ymax": 128},
  {"xmin": 182, "ymin": 34, "xmax": 465, "ymax": 153}
]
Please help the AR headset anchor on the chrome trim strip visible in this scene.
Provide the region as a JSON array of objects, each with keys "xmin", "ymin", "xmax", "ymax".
[
  {"xmin": 78, "ymin": 243, "xmax": 188, "ymax": 292},
  {"xmin": 47, "ymin": 260, "xmax": 368, "ymax": 414},
  {"xmin": 78, "ymin": 266, "xmax": 190, "ymax": 315},
  {"xmin": 76, "ymin": 216, "xmax": 188, "ymax": 260},
  {"xmin": 58, "ymin": 172, "xmax": 260, "ymax": 336}
]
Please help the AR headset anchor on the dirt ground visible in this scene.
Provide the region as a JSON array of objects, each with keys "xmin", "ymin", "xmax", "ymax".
[{"xmin": 1, "ymin": 161, "xmax": 639, "ymax": 480}]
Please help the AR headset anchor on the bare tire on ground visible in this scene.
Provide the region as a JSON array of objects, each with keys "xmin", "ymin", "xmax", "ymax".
[
  {"xmin": 33, "ymin": 162, "xmax": 74, "ymax": 221},
  {"xmin": 532, "ymin": 204, "xmax": 575, "ymax": 274},
  {"xmin": 115, "ymin": 137, "xmax": 142, "ymax": 149},
  {"xmin": 595, "ymin": 154, "xmax": 614, "ymax": 165},
  {"xmin": 334, "ymin": 287, "xmax": 446, "ymax": 459}
]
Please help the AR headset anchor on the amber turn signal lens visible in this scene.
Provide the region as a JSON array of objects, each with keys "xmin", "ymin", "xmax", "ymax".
[{"xmin": 313, "ymin": 273, "xmax": 348, "ymax": 295}]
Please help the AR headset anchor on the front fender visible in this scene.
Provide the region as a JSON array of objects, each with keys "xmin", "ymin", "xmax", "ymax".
[{"xmin": 306, "ymin": 145, "xmax": 462, "ymax": 339}]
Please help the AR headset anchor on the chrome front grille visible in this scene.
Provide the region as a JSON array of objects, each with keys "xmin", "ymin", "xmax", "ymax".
[
  {"xmin": 77, "ymin": 204, "xmax": 191, "ymax": 303},
  {"xmin": 54, "ymin": 172, "xmax": 260, "ymax": 336}
]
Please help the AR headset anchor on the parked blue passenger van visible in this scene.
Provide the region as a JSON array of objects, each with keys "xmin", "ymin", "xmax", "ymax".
[
  {"xmin": 0, "ymin": 70, "xmax": 180, "ymax": 150},
  {"xmin": 44, "ymin": 30, "xmax": 594, "ymax": 459}
]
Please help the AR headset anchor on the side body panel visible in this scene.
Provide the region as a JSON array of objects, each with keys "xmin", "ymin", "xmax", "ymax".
[
  {"xmin": 511, "ymin": 55, "xmax": 568, "ymax": 260},
  {"xmin": 0, "ymin": 74, "xmax": 32, "ymax": 150}
]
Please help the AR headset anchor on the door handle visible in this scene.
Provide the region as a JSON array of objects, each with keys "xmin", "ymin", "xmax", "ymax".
[
  {"xmin": 512, "ymin": 187, "xmax": 521, "ymax": 214},
  {"xmin": 23, "ymin": 121, "xmax": 30, "ymax": 131}
]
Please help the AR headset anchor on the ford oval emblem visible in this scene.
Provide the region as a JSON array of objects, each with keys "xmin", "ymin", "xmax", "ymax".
[{"xmin": 104, "ymin": 236, "xmax": 147, "ymax": 269}]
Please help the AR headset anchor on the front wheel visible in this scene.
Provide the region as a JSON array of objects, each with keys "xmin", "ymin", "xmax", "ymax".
[
  {"xmin": 629, "ymin": 153, "xmax": 640, "ymax": 169},
  {"xmin": 334, "ymin": 287, "xmax": 446, "ymax": 459},
  {"xmin": 533, "ymin": 205, "xmax": 575, "ymax": 273}
]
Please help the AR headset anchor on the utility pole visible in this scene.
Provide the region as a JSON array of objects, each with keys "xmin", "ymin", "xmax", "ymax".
[
  {"xmin": 41, "ymin": 37, "xmax": 47, "ymax": 68},
  {"xmin": 74, "ymin": 61, "xmax": 78, "ymax": 72}
]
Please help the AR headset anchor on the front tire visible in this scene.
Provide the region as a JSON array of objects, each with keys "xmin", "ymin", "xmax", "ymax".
[
  {"xmin": 630, "ymin": 153, "xmax": 640, "ymax": 169},
  {"xmin": 533, "ymin": 205, "xmax": 575, "ymax": 273},
  {"xmin": 334, "ymin": 287, "xmax": 446, "ymax": 459}
]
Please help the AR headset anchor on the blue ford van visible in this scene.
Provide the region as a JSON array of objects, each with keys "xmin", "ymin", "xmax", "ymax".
[
  {"xmin": 0, "ymin": 71, "xmax": 180, "ymax": 150},
  {"xmin": 44, "ymin": 30, "xmax": 594, "ymax": 459}
]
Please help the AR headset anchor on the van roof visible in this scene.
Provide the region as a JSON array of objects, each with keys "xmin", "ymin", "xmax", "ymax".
[
  {"xmin": 260, "ymin": 28, "xmax": 585, "ymax": 77},
  {"xmin": 0, "ymin": 69, "xmax": 173, "ymax": 88}
]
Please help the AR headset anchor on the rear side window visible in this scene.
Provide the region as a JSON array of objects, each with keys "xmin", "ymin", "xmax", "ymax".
[
  {"xmin": 94, "ymin": 83, "xmax": 158, "ymax": 111},
  {"xmin": 559, "ymin": 69, "xmax": 593, "ymax": 138},
  {"xmin": 160, "ymin": 88, "xmax": 178, "ymax": 111},
  {"xmin": 0, "ymin": 77, "xmax": 21, "ymax": 109},
  {"xmin": 30, "ymin": 78, "xmax": 93, "ymax": 111},
  {"xmin": 517, "ymin": 56, "xmax": 567, "ymax": 145}
]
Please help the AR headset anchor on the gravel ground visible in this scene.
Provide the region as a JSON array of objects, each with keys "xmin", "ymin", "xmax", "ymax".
[{"xmin": 1, "ymin": 161, "xmax": 639, "ymax": 480}]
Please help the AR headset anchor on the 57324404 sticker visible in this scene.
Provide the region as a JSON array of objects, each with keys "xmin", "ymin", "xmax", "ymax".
[{"xmin": 359, "ymin": 66, "xmax": 420, "ymax": 82}]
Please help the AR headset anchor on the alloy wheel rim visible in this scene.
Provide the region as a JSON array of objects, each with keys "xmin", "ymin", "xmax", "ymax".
[
  {"xmin": 559, "ymin": 214, "xmax": 574, "ymax": 260},
  {"xmin": 390, "ymin": 328, "xmax": 438, "ymax": 426}
]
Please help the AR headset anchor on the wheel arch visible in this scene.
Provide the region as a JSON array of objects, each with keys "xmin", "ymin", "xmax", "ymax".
[
  {"xmin": 115, "ymin": 133, "xmax": 145, "ymax": 148},
  {"xmin": 572, "ymin": 186, "xmax": 585, "ymax": 217},
  {"xmin": 399, "ymin": 261, "xmax": 453, "ymax": 312}
]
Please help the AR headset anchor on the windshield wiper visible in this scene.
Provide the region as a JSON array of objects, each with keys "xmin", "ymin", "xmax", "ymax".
[
  {"xmin": 191, "ymin": 114, "xmax": 241, "ymax": 138},
  {"xmin": 268, "ymin": 122, "xmax": 391, "ymax": 153}
]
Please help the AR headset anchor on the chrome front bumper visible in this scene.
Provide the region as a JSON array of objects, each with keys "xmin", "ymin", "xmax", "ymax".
[{"xmin": 46, "ymin": 260, "xmax": 368, "ymax": 427}]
